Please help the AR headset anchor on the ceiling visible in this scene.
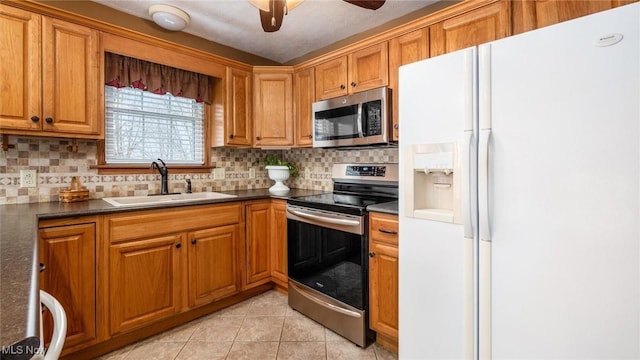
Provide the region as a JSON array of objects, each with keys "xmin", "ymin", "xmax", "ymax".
[{"xmin": 90, "ymin": 0, "xmax": 442, "ymax": 64}]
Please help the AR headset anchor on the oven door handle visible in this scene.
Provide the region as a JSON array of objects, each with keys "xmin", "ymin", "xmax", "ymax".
[
  {"xmin": 290, "ymin": 281, "xmax": 362, "ymax": 318},
  {"xmin": 287, "ymin": 208, "xmax": 360, "ymax": 227}
]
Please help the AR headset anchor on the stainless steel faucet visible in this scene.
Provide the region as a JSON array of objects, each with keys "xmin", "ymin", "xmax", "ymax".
[{"xmin": 150, "ymin": 158, "xmax": 169, "ymax": 195}]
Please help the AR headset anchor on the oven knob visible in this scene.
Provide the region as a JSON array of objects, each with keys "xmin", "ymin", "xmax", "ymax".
[{"xmin": 368, "ymin": 252, "xmax": 375, "ymax": 258}]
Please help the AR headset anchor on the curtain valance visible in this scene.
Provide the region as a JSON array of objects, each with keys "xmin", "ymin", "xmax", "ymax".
[{"xmin": 104, "ymin": 52, "xmax": 212, "ymax": 104}]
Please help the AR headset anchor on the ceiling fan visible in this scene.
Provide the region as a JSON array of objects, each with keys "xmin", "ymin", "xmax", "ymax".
[{"xmin": 248, "ymin": 0, "xmax": 386, "ymax": 32}]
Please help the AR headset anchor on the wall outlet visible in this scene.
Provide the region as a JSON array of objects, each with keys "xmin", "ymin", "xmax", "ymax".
[
  {"xmin": 20, "ymin": 169, "xmax": 37, "ymax": 188},
  {"xmin": 304, "ymin": 168, "xmax": 311, "ymax": 180},
  {"xmin": 249, "ymin": 167, "xmax": 256, "ymax": 179},
  {"xmin": 213, "ymin": 167, "xmax": 226, "ymax": 180}
]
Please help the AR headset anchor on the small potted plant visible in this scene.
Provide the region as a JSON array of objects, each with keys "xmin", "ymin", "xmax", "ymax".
[{"xmin": 264, "ymin": 155, "xmax": 298, "ymax": 193}]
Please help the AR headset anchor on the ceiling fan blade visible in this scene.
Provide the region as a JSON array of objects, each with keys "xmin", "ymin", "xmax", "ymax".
[
  {"xmin": 259, "ymin": 0, "xmax": 285, "ymax": 32},
  {"xmin": 343, "ymin": 0, "xmax": 386, "ymax": 10}
]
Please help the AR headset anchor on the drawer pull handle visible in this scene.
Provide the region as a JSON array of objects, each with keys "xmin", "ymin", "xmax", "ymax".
[
  {"xmin": 31, "ymin": 116, "xmax": 40, "ymax": 123},
  {"xmin": 378, "ymin": 228, "xmax": 398, "ymax": 235}
]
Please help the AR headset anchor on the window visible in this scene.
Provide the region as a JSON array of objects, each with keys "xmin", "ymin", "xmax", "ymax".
[{"xmin": 104, "ymin": 86, "xmax": 204, "ymax": 165}]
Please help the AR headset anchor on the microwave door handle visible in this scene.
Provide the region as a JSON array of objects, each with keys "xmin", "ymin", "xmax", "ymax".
[{"xmin": 356, "ymin": 103, "xmax": 364, "ymax": 138}]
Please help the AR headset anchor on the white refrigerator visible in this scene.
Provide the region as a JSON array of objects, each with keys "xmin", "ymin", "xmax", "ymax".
[{"xmin": 398, "ymin": 3, "xmax": 639, "ymax": 360}]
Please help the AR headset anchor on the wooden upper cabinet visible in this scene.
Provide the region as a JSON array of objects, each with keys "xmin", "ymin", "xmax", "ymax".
[
  {"xmin": 314, "ymin": 56, "xmax": 349, "ymax": 100},
  {"xmin": 315, "ymin": 42, "xmax": 388, "ymax": 100},
  {"xmin": 513, "ymin": 0, "xmax": 635, "ymax": 34},
  {"xmin": 0, "ymin": 5, "xmax": 100, "ymax": 138},
  {"xmin": 225, "ymin": 66, "xmax": 253, "ymax": 146},
  {"xmin": 388, "ymin": 29, "xmax": 429, "ymax": 142},
  {"xmin": 293, "ymin": 67, "xmax": 315, "ymax": 147},
  {"xmin": 253, "ymin": 70, "xmax": 294, "ymax": 147},
  {"xmin": 349, "ymin": 42, "xmax": 389, "ymax": 94},
  {"xmin": 39, "ymin": 219, "xmax": 97, "ymax": 355},
  {"xmin": 0, "ymin": 5, "xmax": 41, "ymax": 132},
  {"xmin": 430, "ymin": 0, "xmax": 511, "ymax": 57}
]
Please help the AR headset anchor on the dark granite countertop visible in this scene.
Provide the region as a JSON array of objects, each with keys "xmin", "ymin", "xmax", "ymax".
[
  {"xmin": 366, "ymin": 200, "xmax": 399, "ymax": 215},
  {"xmin": 0, "ymin": 188, "xmax": 324, "ymax": 351}
]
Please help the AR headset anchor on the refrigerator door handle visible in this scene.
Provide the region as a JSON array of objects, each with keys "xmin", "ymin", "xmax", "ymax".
[
  {"xmin": 479, "ymin": 128, "xmax": 491, "ymax": 242},
  {"xmin": 462, "ymin": 130, "xmax": 473, "ymax": 238}
]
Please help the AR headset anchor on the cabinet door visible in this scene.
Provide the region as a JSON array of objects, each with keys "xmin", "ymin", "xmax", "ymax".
[
  {"xmin": 315, "ymin": 56, "xmax": 348, "ymax": 100},
  {"xmin": 516, "ymin": 0, "xmax": 630, "ymax": 32},
  {"xmin": 253, "ymin": 72, "xmax": 294, "ymax": 146},
  {"xmin": 293, "ymin": 67, "xmax": 314, "ymax": 147},
  {"xmin": 430, "ymin": 0, "xmax": 510, "ymax": 57},
  {"xmin": 109, "ymin": 234, "xmax": 184, "ymax": 335},
  {"xmin": 389, "ymin": 29, "xmax": 429, "ymax": 141},
  {"xmin": 270, "ymin": 199, "xmax": 288, "ymax": 288},
  {"xmin": 226, "ymin": 67, "xmax": 253, "ymax": 146},
  {"xmin": 188, "ymin": 224, "xmax": 242, "ymax": 307},
  {"xmin": 0, "ymin": 5, "xmax": 41, "ymax": 131},
  {"xmin": 39, "ymin": 222, "xmax": 96, "ymax": 354},
  {"xmin": 369, "ymin": 240, "xmax": 399, "ymax": 349},
  {"xmin": 245, "ymin": 201, "xmax": 271, "ymax": 288},
  {"xmin": 42, "ymin": 17, "xmax": 99, "ymax": 135},
  {"xmin": 348, "ymin": 42, "xmax": 389, "ymax": 93},
  {"xmin": 369, "ymin": 212, "xmax": 399, "ymax": 351}
]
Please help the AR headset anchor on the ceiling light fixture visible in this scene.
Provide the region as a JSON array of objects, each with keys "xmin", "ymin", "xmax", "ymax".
[{"xmin": 149, "ymin": 4, "xmax": 190, "ymax": 31}]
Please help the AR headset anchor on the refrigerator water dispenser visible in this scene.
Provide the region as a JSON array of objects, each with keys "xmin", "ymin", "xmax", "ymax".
[{"xmin": 406, "ymin": 142, "xmax": 462, "ymax": 224}]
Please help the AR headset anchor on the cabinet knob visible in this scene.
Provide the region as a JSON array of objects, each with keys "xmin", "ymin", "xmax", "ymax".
[
  {"xmin": 378, "ymin": 228, "xmax": 398, "ymax": 235},
  {"xmin": 393, "ymin": 124, "xmax": 399, "ymax": 130},
  {"xmin": 340, "ymin": 84, "xmax": 345, "ymax": 90},
  {"xmin": 45, "ymin": 117, "xmax": 54, "ymax": 124},
  {"xmin": 175, "ymin": 243, "xmax": 182, "ymax": 249},
  {"xmin": 229, "ymin": 134, "xmax": 234, "ymax": 139},
  {"xmin": 191, "ymin": 239, "xmax": 197, "ymax": 245},
  {"xmin": 31, "ymin": 116, "xmax": 40, "ymax": 123},
  {"xmin": 39, "ymin": 262, "xmax": 46, "ymax": 273},
  {"xmin": 368, "ymin": 252, "xmax": 375, "ymax": 258},
  {"xmin": 307, "ymin": 134, "xmax": 313, "ymax": 139},
  {"xmin": 350, "ymin": 82, "xmax": 356, "ymax": 87},
  {"xmin": 256, "ymin": 136, "xmax": 261, "ymax": 140}
]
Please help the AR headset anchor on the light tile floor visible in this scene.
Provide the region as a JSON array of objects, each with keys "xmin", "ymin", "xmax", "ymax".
[{"xmin": 98, "ymin": 290, "xmax": 398, "ymax": 360}]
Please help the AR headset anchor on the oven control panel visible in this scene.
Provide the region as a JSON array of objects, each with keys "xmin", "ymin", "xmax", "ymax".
[{"xmin": 346, "ymin": 165, "xmax": 386, "ymax": 177}]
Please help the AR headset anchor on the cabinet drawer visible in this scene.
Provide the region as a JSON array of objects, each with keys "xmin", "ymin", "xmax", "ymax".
[
  {"xmin": 107, "ymin": 203, "xmax": 242, "ymax": 243},
  {"xmin": 369, "ymin": 213, "xmax": 398, "ymax": 246}
]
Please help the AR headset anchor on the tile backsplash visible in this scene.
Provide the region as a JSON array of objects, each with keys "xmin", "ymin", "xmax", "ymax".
[{"xmin": 0, "ymin": 136, "xmax": 398, "ymax": 205}]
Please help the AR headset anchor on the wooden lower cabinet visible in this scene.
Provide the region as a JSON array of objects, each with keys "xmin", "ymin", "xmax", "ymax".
[
  {"xmin": 39, "ymin": 217, "xmax": 97, "ymax": 355},
  {"xmin": 188, "ymin": 224, "xmax": 242, "ymax": 306},
  {"xmin": 270, "ymin": 199, "xmax": 288, "ymax": 289},
  {"xmin": 368, "ymin": 212, "xmax": 399, "ymax": 352},
  {"xmin": 109, "ymin": 233, "xmax": 185, "ymax": 334},
  {"xmin": 103, "ymin": 203, "xmax": 244, "ymax": 336},
  {"xmin": 244, "ymin": 200, "xmax": 272, "ymax": 288}
]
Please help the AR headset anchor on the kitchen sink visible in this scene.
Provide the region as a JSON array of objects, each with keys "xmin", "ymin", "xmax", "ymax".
[{"xmin": 102, "ymin": 192, "xmax": 237, "ymax": 207}]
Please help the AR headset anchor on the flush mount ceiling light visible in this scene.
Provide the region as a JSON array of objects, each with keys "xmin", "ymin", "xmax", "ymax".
[
  {"xmin": 149, "ymin": 4, "xmax": 190, "ymax": 31},
  {"xmin": 248, "ymin": 0, "xmax": 385, "ymax": 32}
]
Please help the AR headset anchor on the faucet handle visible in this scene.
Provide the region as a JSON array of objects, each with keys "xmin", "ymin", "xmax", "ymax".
[
  {"xmin": 186, "ymin": 179, "xmax": 192, "ymax": 194},
  {"xmin": 157, "ymin": 158, "xmax": 167, "ymax": 168}
]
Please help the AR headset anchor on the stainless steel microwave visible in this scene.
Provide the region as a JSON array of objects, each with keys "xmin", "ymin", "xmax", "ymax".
[{"xmin": 312, "ymin": 86, "xmax": 392, "ymax": 148}]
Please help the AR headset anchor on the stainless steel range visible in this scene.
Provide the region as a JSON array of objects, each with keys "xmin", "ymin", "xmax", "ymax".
[{"xmin": 286, "ymin": 163, "xmax": 398, "ymax": 347}]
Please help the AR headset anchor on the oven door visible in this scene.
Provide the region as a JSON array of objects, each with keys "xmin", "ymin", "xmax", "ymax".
[{"xmin": 286, "ymin": 205, "xmax": 366, "ymax": 310}]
